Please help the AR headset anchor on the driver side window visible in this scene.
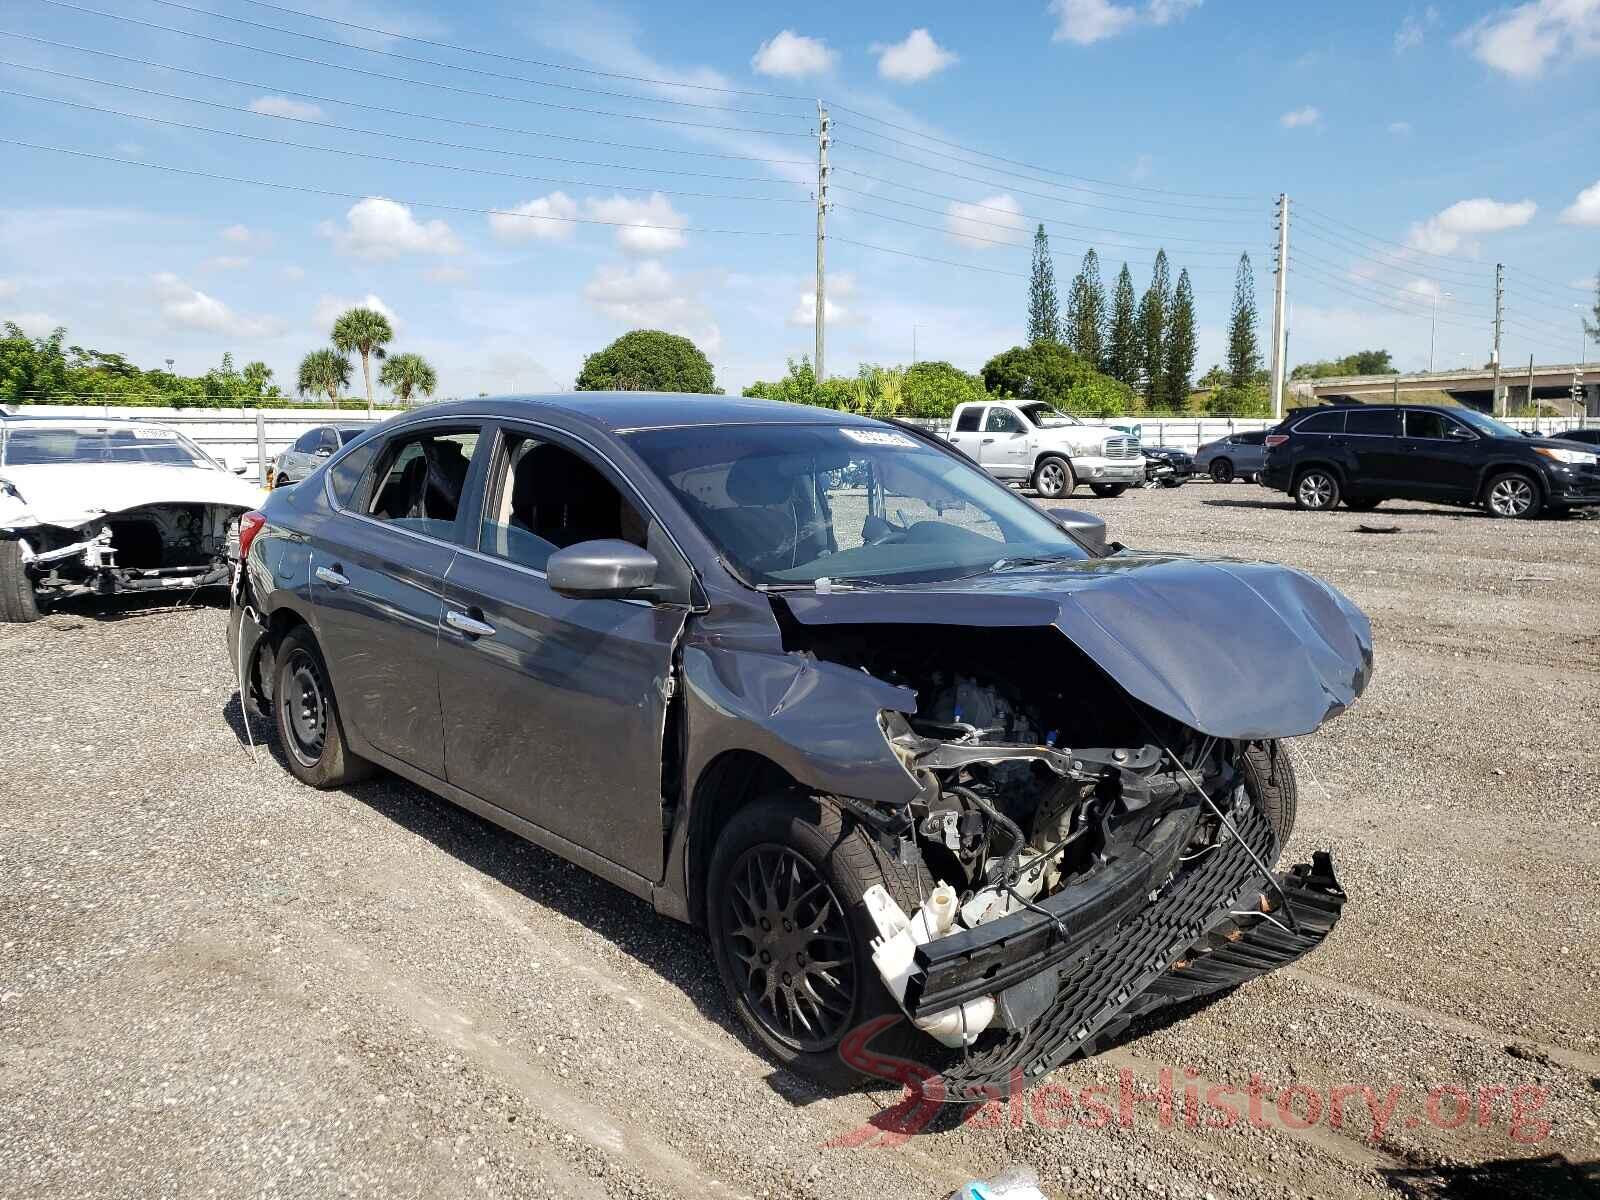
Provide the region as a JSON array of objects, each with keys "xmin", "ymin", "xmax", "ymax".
[{"xmin": 985, "ymin": 407, "xmax": 1023, "ymax": 434}]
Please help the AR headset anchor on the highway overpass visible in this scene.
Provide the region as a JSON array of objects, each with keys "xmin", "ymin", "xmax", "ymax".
[{"xmin": 1294, "ymin": 363, "xmax": 1598, "ymax": 416}]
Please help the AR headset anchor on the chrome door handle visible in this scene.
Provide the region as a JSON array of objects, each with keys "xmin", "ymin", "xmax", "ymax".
[
  {"xmin": 981, "ymin": 437, "xmax": 995, "ymax": 444},
  {"xmin": 445, "ymin": 609, "xmax": 496, "ymax": 638},
  {"xmin": 314, "ymin": 565, "xmax": 349, "ymax": 587}
]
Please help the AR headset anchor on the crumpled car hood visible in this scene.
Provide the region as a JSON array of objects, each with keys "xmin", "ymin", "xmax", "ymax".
[
  {"xmin": 777, "ymin": 552, "xmax": 1373, "ymax": 740},
  {"xmin": 0, "ymin": 463, "xmax": 264, "ymax": 529}
]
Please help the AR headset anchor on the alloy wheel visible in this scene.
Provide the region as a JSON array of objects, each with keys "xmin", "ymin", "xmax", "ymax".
[
  {"xmin": 1037, "ymin": 462, "xmax": 1065, "ymax": 496},
  {"xmin": 1488, "ymin": 476, "xmax": 1534, "ymax": 518},
  {"xmin": 1297, "ymin": 473, "xmax": 1334, "ymax": 509},
  {"xmin": 281, "ymin": 648, "xmax": 329, "ymax": 767},
  {"xmin": 722, "ymin": 845, "xmax": 856, "ymax": 1052}
]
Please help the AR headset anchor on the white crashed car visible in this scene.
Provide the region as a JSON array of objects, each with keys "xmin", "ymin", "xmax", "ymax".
[{"xmin": 0, "ymin": 416, "xmax": 263, "ymax": 622}]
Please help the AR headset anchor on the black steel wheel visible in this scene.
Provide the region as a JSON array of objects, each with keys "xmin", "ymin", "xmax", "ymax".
[
  {"xmin": 271, "ymin": 626, "xmax": 373, "ymax": 788},
  {"xmin": 1090, "ymin": 483, "xmax": 1128, "ymax": 498},
  {"xmin": 1209, "ymin": 458, "xmax": 1234, "ymax": 484}
]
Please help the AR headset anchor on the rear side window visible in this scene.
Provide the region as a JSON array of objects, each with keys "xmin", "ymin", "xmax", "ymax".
[
  {"xmin": 1235, "ymin": 430, "xmax": 1266, "ymax": 445},
  {"xmin": 955, "ymin": 407, "xmax": 983, "ymax": 432},
  {"xmin": 1346, "ymin": 409, "xmax": 1400, "ymax": 436},
  {"xmin": 1295, "ymin": 410, "xmax": 1346, "ymax": 434},
  {"xmin": 366, "ymin": 427, "xmax": 481, "ymax": 539},
  {"xmin": 327, "ymin": 440, "xmax": 380, "ymax": 509}
]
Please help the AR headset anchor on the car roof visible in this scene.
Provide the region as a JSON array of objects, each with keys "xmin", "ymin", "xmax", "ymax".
[
  {"xmin": 402, "ymin": 392, "xmax": 887, "ymax": 434},
  {"xmin": 0, "ymin": 414, "xmax": 180, "ymax": 431}
]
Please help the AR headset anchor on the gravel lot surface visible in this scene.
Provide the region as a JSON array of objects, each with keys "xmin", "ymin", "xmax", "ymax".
[{"xmin": 3, "ymin": 481, "xmax": 1598, "ymax": 1199}]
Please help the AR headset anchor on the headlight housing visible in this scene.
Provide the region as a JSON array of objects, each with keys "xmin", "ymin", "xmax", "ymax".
[{"xmin": 1534, "ymin": 447, "xmax": 1598, "ymax": 466}]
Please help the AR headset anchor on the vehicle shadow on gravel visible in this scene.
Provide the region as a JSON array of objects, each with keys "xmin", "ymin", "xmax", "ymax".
[
  {"xmin": 1201, "ymin": 498, "xmax": 1491, "ymax": 519},
  {"xmin": 1381, "ymin": 1152, "xmax": 1599, "ymax": 1199},
  {"xmin": 42, "ymin": 586, "xmax": 232, "ymax": 623}
]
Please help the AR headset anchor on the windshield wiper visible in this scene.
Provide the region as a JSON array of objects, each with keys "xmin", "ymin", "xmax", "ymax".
[{"xmin": 989, "ymin": 554, "xmax": 1080, "ymax": 572}]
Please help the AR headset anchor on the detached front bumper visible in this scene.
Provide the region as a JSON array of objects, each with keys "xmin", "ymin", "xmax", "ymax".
[
  {"xmin": 1080, "ymin": 459, "xmax": 1146, "ymax": 484},
  {"xmin": 901, "ymin": 798, "xmax": 1347, "ymax": 1099}
]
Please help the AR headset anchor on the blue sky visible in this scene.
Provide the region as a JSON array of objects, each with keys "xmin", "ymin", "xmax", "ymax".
[{"xmin": 2, "ymin": 0, "xmax": 1598, "ymax": 400}]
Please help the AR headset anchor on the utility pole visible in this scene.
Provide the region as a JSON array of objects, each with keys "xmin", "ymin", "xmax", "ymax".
[
  {"xmin": 1525, "ymin": 354, "xmax": 1535, "ymax": 417},
  {"xmin": 1491, "ymin": 263, "xmax": 1504, "ymax": 415},
  {"xmin": 1269, "ymin": 194, "xmax": 1290, "ymax": 420},
  {"xmin": 814, "ymin": 102, "xmax": 830, "ymax": 384}
]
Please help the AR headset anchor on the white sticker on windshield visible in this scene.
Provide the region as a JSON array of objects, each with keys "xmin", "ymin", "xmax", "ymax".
[
  {"xmin": 131, "ymin": 426, "xmax": 179, "ymax": 440},
  {"xmin": 840, "ymin": 428, "xmax": 917, "ymax": 449}
]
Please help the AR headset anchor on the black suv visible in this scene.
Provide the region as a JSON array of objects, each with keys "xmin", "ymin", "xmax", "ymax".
[{"xmin": 1260, "ymin": 404, "xmax": 1600, "ymax": 518}]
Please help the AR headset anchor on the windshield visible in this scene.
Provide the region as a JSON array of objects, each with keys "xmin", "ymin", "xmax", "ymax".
[
  {"xmin": 1, "ymin": 425, "xmax": 217, "ymax": 469},
  {"xmin": 627, "ymin": 423, "xmax": 1090, "ymax": 587},
  {"xmin": 1451, "ymin": 408, "xmax": 1523, "ymax": 440},
  {"xmin": 1018, "ymin": 402, "xmax": 1081, "ymax": 428}
]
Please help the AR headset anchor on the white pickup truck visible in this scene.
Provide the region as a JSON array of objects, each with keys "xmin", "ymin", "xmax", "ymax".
[{"xmin": 946, "ymin": 400, "xmax": 1144, "ymax": 499}]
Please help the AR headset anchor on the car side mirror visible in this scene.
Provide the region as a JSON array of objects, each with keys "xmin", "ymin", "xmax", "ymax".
[
  {"xmin": 225, "ymin": 456, "xmax": 249, "ymax": 475},
  {"xmin": 1053, "ymin": 509, "xmax": 1107, "ymax": 556},
  {"xmin": 1450, "ymin": 427, "xmax": 1476, "ymax": 440},
  {"xmin": 547, "ymin": 539, "xmax": 660, "ymax": 600},
  {"xmin": 314, "ymin": 447, "xmax": 333, "ymax": 457}
]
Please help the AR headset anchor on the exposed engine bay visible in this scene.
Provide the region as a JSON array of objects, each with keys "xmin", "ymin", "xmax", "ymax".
[{"xmin": 14, "ymin": 503, "xmax": 242, "ymax": 601}]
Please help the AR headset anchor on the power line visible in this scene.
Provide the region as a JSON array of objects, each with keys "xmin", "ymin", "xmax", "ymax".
[
  {"xmin": 227, "ymin": 0, "xmax": 814, "ymax": 102},
  {"xmin": 0, "ymin": 32, "xmax": 817, "ymax": 167},
  {"xmin": 830, "ymin": 236, "xmax": 1026, "ymax": 279},
  {"xmin": 51, "ymin": 0, "xmax": 811, "ymax": 120},
  {"xmin": 0, "ymin": 138, "xmax": 805, "ymax": 238},
  {"xmin": 20, "ymin": 3, "xmax": 814, "ymax": 136},
  {"xmin": 1293, "ymin": 216, "xmax": 1489, "ymax": 288},
  {"xmin": 829, "ymin": 145, "xmax": 1260, "ymax": 224},
  {"xmin": 1290, "ymin": 245, "xmax": 1495, "ymax": 317},
  {"xmin": 0, "ymin": 61, "xmax": 814, "ymax": 188},
  {"xmin": 822, "ymin": 103, "xmax": 1254, "ymax": 203},
  {"xmin": 1, "ymin": 88, "xmax": 814, "ymax": 206}
]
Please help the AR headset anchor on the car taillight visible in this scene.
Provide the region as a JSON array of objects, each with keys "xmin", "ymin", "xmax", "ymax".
[
  {"xmin": 238, "ymin": 510, "xmax": 267, "ymax": 560},
  {"xmin": 1264, "ymin": 435, "xmax": 1289, "ymax": 448}
]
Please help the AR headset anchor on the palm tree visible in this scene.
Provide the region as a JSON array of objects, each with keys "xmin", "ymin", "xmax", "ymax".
[
  {"xmin": 296, "ymin": 348, "xmax": 351, "ymax": 406},
  {"xmin": 330, "ymin": 307, "xmax": 394, "ymax": 415},
  {"xmin": 378, "ymin": 353, "xmax": 438, "ymax": 406}
]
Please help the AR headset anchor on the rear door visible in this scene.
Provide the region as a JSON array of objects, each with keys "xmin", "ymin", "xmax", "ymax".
[
  {"xmin": 979, "ymin": 404, "xmax": 1031, "ymax": 479},
  {"xmin": 436, "ymin": 422, "xmax": 691, "ymax": 879},
  {"xmin": 948, "ymin": 405, "xmax": 985, "ymax": 461},
  {"xmin": 1399, "ymin": 409, "xmax": 1480, "ymax": 498},
  {"xmin": 1342, "ymin": 407, "xmax": 1405, "ymax": 492},
  {"xmin": 311, "ymin": 422, "xmax": 486, "ymax": 778}
]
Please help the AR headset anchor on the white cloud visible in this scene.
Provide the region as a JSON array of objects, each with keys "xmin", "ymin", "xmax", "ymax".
[
  {"xmin": 751, "ymin": 30, "xmax": 836, "ymax": 77},
  {"xmin": 488, "ymin": 192, "xmax": 580, "ymax": 242},
  {"xmin": 582, "ymin": 260, "xmax": 720, "ymax": 351},
  {"xmin": 583, "ymin": 193, "xmax": 689, "ymax": 254},
  {"xmin": 1407, "ymin": 197, "xmax": 1538, "ymax": 253},
  {"xmin": 1389, "ymin": 120, "xmax": 1413, "ymax": 135},
  {"xmin": 0, "ymin": 280, "xmax": 17, "ymax": 301},
  {"xmin": 221, "ymin": 223, "xmax": 254, "ymax": 244},
  {"xmin": 787, "ymin": 273, "xmax": 856, "ymax": 327},
  {"xmin": 874, "ymin": 29, "xmax": 959, "ymax": 82},
  {"xmin": 150, "ymin": 273, "xmax": 280, "ymax": 337},
  {"xmin": 249, "ymin": 96, "xmax": 328, "ymax": 122},
  {"xmin": 319, "ymin": 197, "xmax": 461, "ymax": 260},
  {"xmin": 945, "ymin": 194, "xmax": 1028, "ymax": 249},
  {"xmin": 425, "ymin": 264, "xmax": 470, "ymax": 284},
  {"xmin": 1459, "ymin": 0, "xmax": 1600, "ymax": 78},
  {"xmin": 203, "ymin": 256, "xmax": 250, "ymax": 270},
  {"xmin": 1049, "ymin": 0, "xmax": 1199, "ymax": 44},
  {"xmin": 1560, "ymin": 178, "xmax": 1600, "ymax": 225},
  {"xmin": 312, "ymin": 293, "xmax": 400, "ymax": 332},
  {"xmin": 1394, "ymin": 6, "xmax": 1438, "ymax": 52},
  {"xmin": 1280, "ymin": 106, "xmax": 1321, "ymax": 128}
]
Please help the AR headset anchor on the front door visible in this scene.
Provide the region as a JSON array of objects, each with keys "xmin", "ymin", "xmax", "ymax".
[
  {"xmin": 437, "ymin": 425, "xmax": 689, "ymax": 880},
  {"xmin": 312, "ymin": 423, "xmax": 484, "ymax": 778},
  {"xmin": 979, "ymin": 405, "xmax": 1031, "ymax": 479},
  {"xmin": 1399, "ymin": 409, "xmax": 1481, "ymax": 498}
]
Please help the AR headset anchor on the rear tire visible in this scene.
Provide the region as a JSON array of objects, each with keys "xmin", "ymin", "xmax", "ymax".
[
  {"xmin": 0, "ymin": 540, "xmax": 42, "ymax": 623},
  {"xmin": 706, "ymin": 792, "xmax": 933, "ymax": 1088},
  {"xmin": 1483, "ymin": 471, "xmax": 1543, "ymax": 519},
  {"xmin": 1293, "ymin": 468, "xmax": 1340, "ymax": 511},
  {"xmin": 1090, "ymin": 483, "xmax": 1128, "ymax": 498},
  {"xmin": 272, "ymin": 627, "xmax": 374, "ymax": 788},
  {"xmin": 1209, "ymin": 459, "xmax": 1234, "ymax": 484},
  {"xmin": 1031, "ymin": 456, "xmax": 1075, "ymax": 500},
  {"xmin": 1242, "ymin": 741, "xmax": 1298, "ymax": 856}
]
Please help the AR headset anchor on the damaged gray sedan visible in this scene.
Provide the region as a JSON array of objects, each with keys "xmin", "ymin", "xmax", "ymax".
[{"xmin": 227, "ymin": 394, "xmax": 1371, "ymax": 1099}]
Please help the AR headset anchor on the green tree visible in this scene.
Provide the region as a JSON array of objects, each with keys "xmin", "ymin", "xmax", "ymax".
[
  {"xmin": 1064, "ymin": 249, "xmax": 1106, "ymax": 366},
  {"xmin": 902, "ymin": 360, "xmax": 985, "ymax": 418},
  {"xmin": 1585, "ymin": 268, "xmax": 1600, "ymax": 342},
  {"xmin": 743, "ymin": 356, "xmax": 818, "ymax": 404},
  {"xmin": 240, "ymin": 361, "xmax": 279, "ymax": 400},
  {"xmin": 981, "ymin": 341, "xmax": 1123, "ymax": 411},
  {"xmin": 379, "ymin": 352, "xmax": 438, "ymax": 404},
  {"xmin": 1226, "ymin": 253, "xmax": 1260, "ymax": 389},
  {"xmin": 330, "ymin": 307, "xmax": 394, "ymax": 415},
  {"xmin": 297, "ymin": 348, "xmax": 351, "ymax": 406},
  {"xmin": 1159, "ymin": 268, "xmax": 1197, "ymax": 411},
  {"xmin": 1027, "ymin": 224, "xmax": 1060, "ymax": 345},
  {"xmin": 0, "ymin": 323, "xmax": 70, "ymax": 401},
  {"xmin": 1135, "ymin": 249, "xmax": 1171, "ymax": 406},
  {"xmin": 1105, "ymin": 263, "xmax": 1140, "ymax": 386},
  {"xmin": 576, "ymin": 329, "xmax": 716, "ymax": 393},
  {"xmin": 1291, "ymin": 350, "xmax": 1397, "ymax": 379}
]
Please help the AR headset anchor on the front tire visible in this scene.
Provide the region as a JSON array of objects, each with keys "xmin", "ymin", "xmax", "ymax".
[
  {"xmin": 1089, "ymin": 482, "xmax": 1128, "ymax": 498},
  {"xmin": 1209, "ymin": 459, "xmax": 1234, "ymax": 484},
  {"xmin": 1031, "ymin": 455, "xmax": 1075, "ymax": 500},
  {"xmin": 1293, "ymin": 468, "xmax": 1340, "ymax": 511},
  {"xmin": 706, "ymin": 792, "xmax": 932, "ymax": 1087},
  {"xmin": 272, "ymin": 627, "xmax": 374, "ymax": 788},
  {"xmin": 1483, "ymin": 471, "xmax": 1542, "ymax": 519},
  {"xmin": 0, "ymin": 540, "xmax": 42, "ymax": 623},
  {"xmin": 1241, "ymin": 741, "xmax": 1297, "ymax": 854}
]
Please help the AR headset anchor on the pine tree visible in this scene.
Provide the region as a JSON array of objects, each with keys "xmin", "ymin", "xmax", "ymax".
[
  {"xmin": 1227, "ymin": 252, "xmax": 1260, "ymax": 388},
  {"xmin": 1027, "ymin": 224, "xmax": 1060, "ymax": 345},
  {"xmin": 1160, "ymin": 268, "xmax": 1197, "ymax": 410},
  {"xmin": 1065, "ymin": 249, "xmax": 1106, "ymax": 364},
  {"xmin": 1106, "ymin": 263, "xmax": 1140, "ymax": 385},
  {"xmin": 1136, "ymin": 249, "xmax": 1172, "ymax": 405}
]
